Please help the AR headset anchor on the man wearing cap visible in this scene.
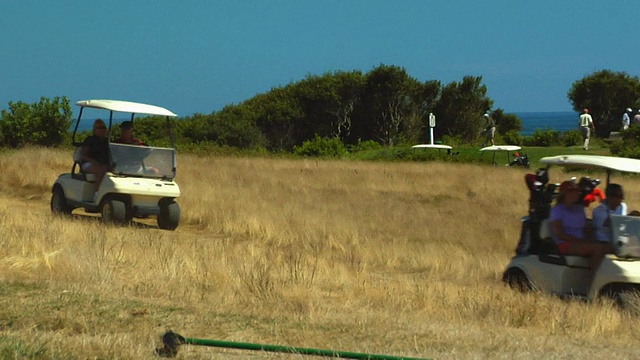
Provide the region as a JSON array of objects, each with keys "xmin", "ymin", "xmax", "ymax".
[
  {"xmin": 114, "ymin": 121, "xmax": 145, "ymax": 145},
  {"xmin": 622, "ymin": 108, "xmax": 632, "ymax": 131},
  {"xmin": 113, "ymin": 121, "xmax": 159, "ymax": 175},
  {"xmin": 578, "ymin": 108, "xmax": 595, "ymax": 150},
  {"xmin": 592, "ymin": 184, "xmax": 627, "ymax": 244},
  {"xmin": 550, "ymin": 180, "xmax": 610, "ymax": 273},
  {"xmin": 484, "ymin": 113, "xmax": 496, "ymax": 146}
]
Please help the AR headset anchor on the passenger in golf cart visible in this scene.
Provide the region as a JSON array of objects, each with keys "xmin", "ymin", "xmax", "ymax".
[
  {"xmin": 518, "ymin": 169, "xmax": 615, "ymax": 264},
  {"xmin": 81, "ymin": 119, "xmax": 110, "ymax": 195},
  {"xmin": 112, "ymin": 121, "xmax": 161, "ymax": 175},
  {"xmin": 549, "ymin": 180, "xmax": 611, "ymax": 272}
]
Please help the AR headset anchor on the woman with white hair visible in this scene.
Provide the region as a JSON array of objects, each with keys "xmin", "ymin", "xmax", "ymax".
[{"xmin": 622, "ymin": 108, "xmax": 632, "ymax": 130}]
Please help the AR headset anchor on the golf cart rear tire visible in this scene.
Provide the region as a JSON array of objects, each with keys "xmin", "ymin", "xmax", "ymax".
[
  {"xmin": 51, "ymin": 187, "xmax": 73, "ymax": 215},
  {"xmin": 600, "ymin": 284, "xmax": 640, "ymax": 309},
  {"xmin": 503, "ymin": 268, "xmax": 532, "ymax": 292},
  {"xmin": 101, "ymin": 199, "xmax": 127, "ymax": 224},
  {"xmin": 158, "ymin": 200, "xmax": 180, "ymax": 230}
]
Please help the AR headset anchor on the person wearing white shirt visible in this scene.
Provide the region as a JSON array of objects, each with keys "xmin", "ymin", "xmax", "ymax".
[
  {"xmin": 592, "ymin": 184, "xmax": 627, "ymax": 243},
  {"xmin": 622, "ymin": 108, "xmax": 632, "ymax": 130},
  {"xmin": 578, "ymin": 108, "xmax": 595, "ymax": 150}
]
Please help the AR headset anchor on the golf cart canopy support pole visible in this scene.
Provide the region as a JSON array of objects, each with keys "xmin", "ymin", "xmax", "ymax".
[{"xmin": 157, "ymin": 331, "xmax": 428, "ymax": 359}]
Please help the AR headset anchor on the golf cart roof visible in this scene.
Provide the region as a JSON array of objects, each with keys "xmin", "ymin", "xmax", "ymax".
[
  {"xmin": 411, "ymin": 144, "xmax": 453, "ymax": 150},
  {"xmin": 76, "ymin": 99, "xmax": 177, "ymax": 117},
  {"xmin": 480, "ymin": 145, "xmax": 521, "ymax": 152},
  {"xmin": 540, "ymin": 155, "xmax": 640, "ymax": 173}
]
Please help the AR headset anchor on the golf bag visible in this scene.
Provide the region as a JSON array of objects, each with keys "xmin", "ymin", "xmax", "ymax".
[
  {"xmin": 516, "ymin": 168, "xmax": 558, "ymax": 255},
  {"xmin": 509, "ymin": 152, "xmax": 531, "ymax": 168}
]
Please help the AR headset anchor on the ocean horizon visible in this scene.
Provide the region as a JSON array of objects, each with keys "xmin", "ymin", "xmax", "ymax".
[{"xmin": 515, "ymin": 111, "xmax": 577, "ymax": 136}]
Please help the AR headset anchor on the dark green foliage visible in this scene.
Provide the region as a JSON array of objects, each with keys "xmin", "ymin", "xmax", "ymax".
[
  {"xmin": 0, "ymin": 96, "xmax": 72, "ymax": 147},
  {"xmin": 294, "ymin": 135, "xmax": 348, "ymax": 158},
  {"xmin": 355, "ymin": 65, "xmax": 427, "ymax": 146},
  {"xmin": 348, "ymin": 139, "xmax": 382, "ymax": 153},
  {"xmin": 523, "ymin": 129, "xmax": 561, "ymax": 147},
  {"xmin": 561, "ymin": 130, "xmax": 583, "ymax": 147},
  {"xmin": 502, "ymin": 130, "xmax": 523, "ymax": 146},
  {"xmin": 568, "ymin": 70, "xmax": 640, "ymax": 138},
  {"xmin": 440, "ymin": 134, "xmax": 464, "ymax": 147},
  {"xmin": 492, "ymin": 108, "xmax": 523, "ymax": 134},
  {"xmin": 432, "ymin": 76, "xmax": 493, "ymax": 141},
  {"xmin": 129, "ymin": 116, "xmax": 172, "ymax": 146},
  {"xmin": 247, "ymin": 88, "xmax": 305, "ymax": 151},
  {"xmin": 610, "ymin": 125, "xmax": 640, "ymax": 158}
]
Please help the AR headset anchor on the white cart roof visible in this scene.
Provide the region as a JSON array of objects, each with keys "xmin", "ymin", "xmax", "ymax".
[
  {"xmin": 411, "ymin": 144, "xmax": 453, "ymax": 150},
  {"xmin": 479, "ymin": 145, "xmax": 521, "ymax": 152},
  {"xmin": 76, "ymin": 99, "xmax": 177, "ymax": 117},
  {"xmin": 540, "ymin": 155, "xmax": 640, "ymax": 173}
]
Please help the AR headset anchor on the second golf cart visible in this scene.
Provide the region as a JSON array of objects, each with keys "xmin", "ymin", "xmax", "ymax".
[
  {"xmin": 503, "ymin": 155, "xmax": 640, "ymax": 303},
  {"xmin": 50, "ymin": 99, "xmax": 181, "ymax": 230}
]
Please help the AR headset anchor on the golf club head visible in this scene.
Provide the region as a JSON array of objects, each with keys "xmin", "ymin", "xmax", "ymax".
[{"xmin": 155, "ymin": 330, "xmax": 186, "ymax": 358}]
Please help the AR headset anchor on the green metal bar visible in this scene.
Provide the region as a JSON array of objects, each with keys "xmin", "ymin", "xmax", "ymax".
[{"xmin": 185, "ymin": 337, "xmax": 428, "ymax": 360}]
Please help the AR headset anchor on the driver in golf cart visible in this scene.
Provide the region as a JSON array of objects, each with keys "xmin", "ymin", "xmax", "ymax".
[
  {"xmin": 81, "ymin": 119, "xmax": 110, "ymax": 197},
  {"xmin": 112, "ymin": 121, "xmax": 160, "ymax": 175},
  {"xmin": 114, "ymin": 121, "xmax": 145, "ymax": 146},
  {"xmin": 550, "ymin": 181, "xmax": 611, "ymax": 273}
]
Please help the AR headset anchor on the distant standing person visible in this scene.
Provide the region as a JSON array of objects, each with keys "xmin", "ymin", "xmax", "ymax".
[
  {"xmin": 484, "ymin": 113, "xmax": 496, "ymax": 146},
  {"xmin": 634, "ymin": 109, "xmax": 640, "ymax": 126},
  {"xmin": 578, "ymin": 108, "xmax": 595, "ymax": 150},
  {"xmin": 622, "ymin": 108, "xmax": 632, "ymax": 131}
]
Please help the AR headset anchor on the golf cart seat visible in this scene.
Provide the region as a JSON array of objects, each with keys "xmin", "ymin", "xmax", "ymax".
[
  {"xmin": 538, "ymin": 219, "xmax": 591, "ymax": 268},
  {"xmin": 72, "ymin": 146, "xmax": 96, "ymax": 182}
]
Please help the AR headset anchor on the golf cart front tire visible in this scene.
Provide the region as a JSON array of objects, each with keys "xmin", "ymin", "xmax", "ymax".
[
  {"xmin": 51, "ymin": 186, "xmax": 73, "ymax": 215},
  {"xmin": 101, "ymin": 198, "xmax": 127, "ymax": 224},
  {"xmin": 158, "ymin": 199, "xmax": 180, "ymax": 230},
  {"xmin": 503, "ymin": 268, "xmax": 533, "ymax": 292}
]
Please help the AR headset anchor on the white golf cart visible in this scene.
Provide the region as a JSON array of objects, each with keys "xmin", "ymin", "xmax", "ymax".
[
  {"xmin": 480, "ymin": 145, "xmax": 530, "ymax": 167},
  {"xmin": 503, "ymin": 155, "xmax": 640, "ymax": 303},
  {"xmin": 50, "ymin": 99, "xmax": 181, "ymax": 230}
]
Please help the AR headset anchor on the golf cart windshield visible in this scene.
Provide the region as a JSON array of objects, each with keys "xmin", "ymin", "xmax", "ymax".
[{"xmin": 110, "ymin": 143, "xmax": 176, "ymax": 180}]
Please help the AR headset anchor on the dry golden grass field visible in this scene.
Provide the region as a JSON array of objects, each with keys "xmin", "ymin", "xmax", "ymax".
[{"xmin": 2, "ymin": 147, "xmax": 640, "ymax": 359}]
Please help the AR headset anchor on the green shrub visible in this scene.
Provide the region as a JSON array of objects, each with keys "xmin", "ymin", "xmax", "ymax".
[
  {"xmin": 294, "ymin": 135, "xmax": 348, "ymax": 158},
  {"xmin": 349, "ymin": 139, "xmax": 382, "ymax": 153},
  {"xmin": 0, "ymin": 96, "xmax": 71, "ymax": 148},
  {"xmin": 561, "ymin": 130, "xmax": 582, "ymax": 147},
  {"xmin": 440, "ymin": 134, "xmax": 463, "ymax": 147},
  {"xmin": 523, "ymin": 129, "xmax": 560, "ymax": 147},
  {"xmin": 501, "ymin": 130, "xmax": 523, "ymax": 146},
  {"xmin": 610, "ymin": 125, "xmax": 640, "ymax": 158}
]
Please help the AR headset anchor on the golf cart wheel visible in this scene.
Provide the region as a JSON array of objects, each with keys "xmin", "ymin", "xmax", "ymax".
[
  {"xmin": 600, "ymin": 284, "xmax": 640, "ymax": 309},
  {"xmin": 503, "ymin": 268, "xmax": 532, "ymax": 292},
  {"xmin": 101, "ymin": 198, "xmax": 127, "ymax": 223},
  {"xmin": 51, "ymin": 187, "xmax": 73, "ymax": 215},
  {"xmin": 157, "ymin": 199, "xmax": 180, "ymax": 230}
]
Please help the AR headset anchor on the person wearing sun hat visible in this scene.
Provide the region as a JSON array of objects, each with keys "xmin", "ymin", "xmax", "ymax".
[{"xmin": 550, "ymin": 180, "xmax": 611, "ymax": 273}]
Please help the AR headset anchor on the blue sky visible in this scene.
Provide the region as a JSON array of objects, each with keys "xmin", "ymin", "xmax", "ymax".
[{"xmin": 1, "ymin": 0, "xmax": 638, "ymax": 116}]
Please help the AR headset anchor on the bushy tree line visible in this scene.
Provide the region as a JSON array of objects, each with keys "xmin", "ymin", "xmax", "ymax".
[
  {"xmin": 0, "ymin": 66, "xmax": 520, "ymax": 152},
  {"xmin": 169, "ymin": 65, "xmax": 521, "ymax": 152},
  {"xmin": 0, "ymin": 96, "xmax": 72, "ymax": 147},
  {"xmin": 568, "ymin": 70, "xmax": 640, "ymax": 138},
  {"xmin": 8, "ymin": 67, "xmax": 640, "ymax": 157}
]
